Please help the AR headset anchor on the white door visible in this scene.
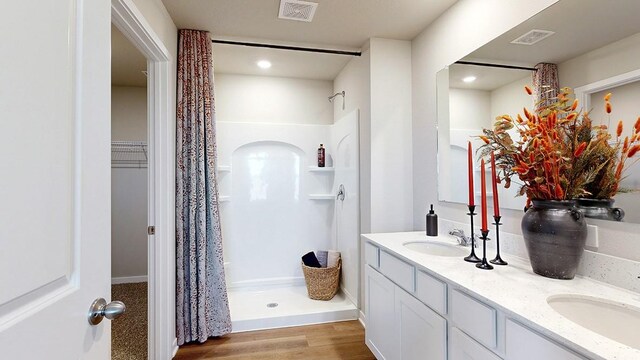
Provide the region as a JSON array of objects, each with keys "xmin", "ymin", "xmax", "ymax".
[
  {"xmin": 331, "ymin": 110, "xmax": 360, "ymax": 306},
  {"xmin": 0, "ymin": 1, "xmax": 112, "ymax": 359},
  {"xmin": 365, "ymin": 265, "xmax": 397, "ymax": 360},
  {"xmin": 395, "ymin": 286, "xmax": 447, "ymax": 360}
]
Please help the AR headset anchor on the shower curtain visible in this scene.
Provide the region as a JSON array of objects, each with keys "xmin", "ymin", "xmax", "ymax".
[
  {"xmin": 176, "ymin": 29, "xmax": 231, "ymax": 345},
  {"xmin": 532, "ymin": 63, "xmax": 559, "ymax": 110}
]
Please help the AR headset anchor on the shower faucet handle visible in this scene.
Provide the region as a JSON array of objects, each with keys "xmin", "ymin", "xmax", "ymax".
[{"xmin": 336, "ymin": 184, "xmax": 345, "ymax": 201}]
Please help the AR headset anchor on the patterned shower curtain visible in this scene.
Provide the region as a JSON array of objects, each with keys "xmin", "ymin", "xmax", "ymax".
[
  {"xmin": 176, "ymin": 29, "xmax": 232, "ymax": 345},
  {"xmin": 532, "ymin": 63, "xmax": 559, "ymax": 110}
]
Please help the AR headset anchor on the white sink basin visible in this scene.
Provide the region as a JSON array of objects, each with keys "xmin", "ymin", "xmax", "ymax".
[
  {"xmin": 547, "ymin": 294, "xmax": 640, "ymax": 349},
  {"xmin": 403, "ymin": 241, "xmax": 467, "ymax": 257}
]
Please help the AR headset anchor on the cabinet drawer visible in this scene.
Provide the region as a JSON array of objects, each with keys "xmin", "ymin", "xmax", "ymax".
[
  {"xmin": 379, "ymin": 251, "xmax": 415, "ymax": 292},
  {"xmin": 452, "ymin": 290, "xmax": 497, "ymax": 349},
  {"xmin": 506, "ymin": 319, "xmax": 585, "ymax": 360},
  {"xmin": 364, "ymin": 242, "xmax": 379, "ymax": 268},
  {"xmin": 450, "ymin": 327, "xmax": 502, "ymax": 360},
  {"xmin": 415, "ymin": 270, "xmax": 447, "ymax": 315}
]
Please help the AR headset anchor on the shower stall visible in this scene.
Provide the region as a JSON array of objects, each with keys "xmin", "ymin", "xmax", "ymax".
[{"xmin": 216, "ymin": 110, "xmax": 360, "ymax": 332}]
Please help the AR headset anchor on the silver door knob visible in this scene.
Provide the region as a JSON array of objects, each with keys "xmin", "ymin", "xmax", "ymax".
[{"xmin": 88, "ymin": 298, "xmax": 126, "ymax": 325}]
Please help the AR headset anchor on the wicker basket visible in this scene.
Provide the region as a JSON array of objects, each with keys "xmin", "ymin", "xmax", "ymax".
[{"xmin": 301, "ymin": 258, "xmax": 341, "ymax": 301}]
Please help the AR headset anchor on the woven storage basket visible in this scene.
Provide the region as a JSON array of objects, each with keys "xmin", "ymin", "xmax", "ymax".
[{"xmin": 301, "ymin": 258, "xmax": 341, "ymax": 301}]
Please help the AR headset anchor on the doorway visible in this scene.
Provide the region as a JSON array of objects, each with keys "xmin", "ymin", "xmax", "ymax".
[
  {"xmin": 111, "ymin": 0, "xmax": 176, "ymax": 358},
  {"xmin": 111, "ymin": 23, "xmax": 149, "ymax": 359}
]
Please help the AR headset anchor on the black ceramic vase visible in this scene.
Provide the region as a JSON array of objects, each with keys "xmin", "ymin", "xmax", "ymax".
[
  {"xmin": 521, "ymin": 200, "xmax": 587, "ymax": 280},
  {"xmin": 575, "ymin": 198, "xmax": 625, "ymax": 222}
]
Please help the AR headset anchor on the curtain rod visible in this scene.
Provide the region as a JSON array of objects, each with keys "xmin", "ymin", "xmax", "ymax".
[
  {"xmin": 455, "ymin": 61, "xmax": 537, "ymax": 71},
  {"xmin": 211, "ymin": 39, "xmax": 361, "ymax": 56}
]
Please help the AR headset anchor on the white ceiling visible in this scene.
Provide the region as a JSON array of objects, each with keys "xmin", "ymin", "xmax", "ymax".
[
  {"xmin": 111, "ymin": 24, "xmax": 147, "ymax": 87},
  {"xmin": 465, "ymin": 0, "xmax": 640, "ymax": 66},
  {"xmin": 163, "ymin": 0, "xmax": 457, "ymax": 80},
  {"xmin": 449, "ymin": 64, "xmax": 531, "ymax": 91}
]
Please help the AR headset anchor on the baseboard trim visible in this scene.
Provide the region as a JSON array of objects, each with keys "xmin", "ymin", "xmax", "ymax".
[
  {"xmin": 358, "ymin": 310, "xmax": 366, "ymax": 329},
  {"xmin": 172, "ymin": 338, "xmax": 178, "ymax": 358},
  {"xmin": 112, "ymin": 275, "xmax": 148, "ymax": 284}
]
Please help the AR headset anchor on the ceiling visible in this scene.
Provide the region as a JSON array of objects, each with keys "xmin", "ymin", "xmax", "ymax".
[
  {"xmin": 465, "ymin": 0, "xmax": 640, "ymax": 66},
  {"xmin": 111, "ymin": 24, "xmax": 147, "ymax": 87},
  {"xmin": 449, "ymin": 64, "xmax": 531, "ymax": 91},
  {"xmin": 163, "ymin": 0, "xmax": 457, "ymax": 80}
]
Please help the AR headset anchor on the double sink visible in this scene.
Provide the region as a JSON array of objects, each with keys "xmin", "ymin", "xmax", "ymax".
[{"xmin": 403, "ymin": 238, "xmax": 640, "ymax": 350}]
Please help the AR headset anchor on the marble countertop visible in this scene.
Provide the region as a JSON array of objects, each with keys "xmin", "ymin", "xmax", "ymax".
[{"xmin": 362, "ymin": 231, "xmax": 640, "ymax": 360}]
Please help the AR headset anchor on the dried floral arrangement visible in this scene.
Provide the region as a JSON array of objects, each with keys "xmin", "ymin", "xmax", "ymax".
[{"xmin": 479, "ymin": 86, "xmax": 640, "ymax": 202}]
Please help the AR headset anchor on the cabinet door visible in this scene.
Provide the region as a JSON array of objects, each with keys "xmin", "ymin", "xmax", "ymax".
[
  {"xmin": 395, "ymin": 286, "xmax": 447, "ymax": 360},
  {"xmin": 365, "ymin": 265, "xmax": 398, "ymax": 359},
  {"xmin": 450, "ymin": 327, "xmax": 502, "ymax": 360}
]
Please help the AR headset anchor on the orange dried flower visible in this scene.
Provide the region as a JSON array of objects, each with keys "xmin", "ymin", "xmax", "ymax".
[
  {"xmin": 606, "ymin": 102, "xmax": 612, "ymax": 114},
  {"xmin": 623, "ymin": 136, "xmax": 630, "ymax": 153},
  {"xmin": 629, "ymin": 144, "xmax": 640, "ymax": 158},
  {"xmin": 555, "ymin": 184, "xmax": 564, "ymax": 198},
  {"xmin": 604, "ymin": 92, "xmax": 612, "ymax": 101},
  {"xmin": 524, "ymin": 107, "xmax": 533, "ymax": 121},
  {"xmin": 525, "ymin": 85, "xmax": 533, "ymax": 95},
  {"xmin": 571, "ymin": 99, "xmax": 578, "ymax": 111},
  {"xmin": 566, "ymin": 113, "xmax": 577, "ymax": 121},
  {"xmin": 617, "ymin": 120, "xmax": 623, "ymax": 137},
  {"xmin": 635, "ymin": 117, "xmax": 640, "ymax": 133},
  {"xmin": 480, "ymin": 136, "xmax": 490, "ymax": 144},
  {"xmin": 574, "ymin": 142, "xmax": 587, "ymax": 157}
]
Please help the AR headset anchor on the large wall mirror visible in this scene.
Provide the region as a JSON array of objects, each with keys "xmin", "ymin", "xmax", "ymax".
[{"xmin": 437, "ymin": 0, "xmax": 640, "ymax": 223}]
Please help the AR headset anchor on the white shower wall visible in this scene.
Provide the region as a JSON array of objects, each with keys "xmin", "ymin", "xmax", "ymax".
[
  {"xmin": 217, "ymin": 114, "xmax": 360, "ymax": 304},
  {"xmin": 217, "ymin": 122, "xmax": 334, "ymax": 288}
]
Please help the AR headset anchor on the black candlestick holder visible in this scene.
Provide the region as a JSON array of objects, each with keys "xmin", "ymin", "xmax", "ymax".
[
  {"xmin": 490, "ymin": 215, "xmax": 508, "ymax": 265},
  {"xmin": 475, "ymin": 229, "xmax": 494, "ymax": 270},
  {"xmin": 464, "ymin": 205, "xmax": 481, "ymax": 263}
]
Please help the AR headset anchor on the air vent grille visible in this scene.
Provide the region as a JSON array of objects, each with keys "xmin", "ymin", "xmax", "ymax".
[
  {"xmin": 511, "ymin": 29, "xmax": 555, "ymax": 45},
  {"xmin": 278, "ymin": 0, "xmax": 318, "ymax": 22}
]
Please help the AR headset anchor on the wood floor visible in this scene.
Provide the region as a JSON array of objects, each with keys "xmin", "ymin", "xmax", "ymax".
[{"xmin": 174, "ymin": 320, "xmax": 376, "ymax": 360}]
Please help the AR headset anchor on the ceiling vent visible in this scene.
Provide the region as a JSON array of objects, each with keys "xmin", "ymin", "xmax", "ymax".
[
  {"xmin": 511, "ymin": 29, "xmax": 555, "ymax": 45},
  {"xmin": 278, "ymin": 0, "xmax": 318, "ymax": 22}
]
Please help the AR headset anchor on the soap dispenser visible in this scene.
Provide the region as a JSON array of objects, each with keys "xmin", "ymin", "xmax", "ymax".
[{"xmin": 426, "ymin": 204, "xmax": 438, "ymax": 236}]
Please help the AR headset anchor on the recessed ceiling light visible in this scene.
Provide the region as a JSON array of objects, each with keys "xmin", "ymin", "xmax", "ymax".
[
  {"xmin": 257, "ymin": 60, "xmax": 272, "ymax": 69},
  {"xmin": 463, "ymin": 76, "xmax": 476, "ymax": 83}
]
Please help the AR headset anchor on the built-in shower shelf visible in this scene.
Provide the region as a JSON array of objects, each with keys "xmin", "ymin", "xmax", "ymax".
[
  {"xmin": 218, "ymin": 195, "xmax": 231, "ymax": 202},
  {"xmin": 308, "ymin": 166, "xmax": 334, "ymax": 172},
  {"xmin": 217, "ymin": 165, "xmax": 232, "ymax": 172},
  {"xmin": 308, "ymin": 194, "xmax": 335, "ymax": 200}
]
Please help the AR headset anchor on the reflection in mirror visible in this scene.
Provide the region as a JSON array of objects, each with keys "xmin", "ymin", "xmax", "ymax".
[
  {"xmin": 438, "ymin": 63, "xmax": 533, "ymax": 211},
  {"xmin": 437, "ymin": 0, "xmax": 640, "ymax": 223}
]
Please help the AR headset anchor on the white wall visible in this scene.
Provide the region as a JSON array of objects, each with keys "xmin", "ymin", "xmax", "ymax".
[
  {"xmin": 215, "ymin": 73, "xmax": 333, "ymax": 124},
  {"xmin": 411, "ymin": 0, "xmax": 557, "ymax": 233},
  {"xmin": 111, "ymin": 86, "xmax": 148, "ymax": 280},
  {"xmin": 369, "ymin": 38, "xmax": 414, "ymax": 233},
  {"xmin": 450, "ymin": 88, "xmax": 490, "ymax": 129},
  {"xmin": 112, "ymin": 86, "xmax": 148, "ymax": 140},
  {"xmin": 334, "ymin": 47, "xmax": 371, "ymax": 234}
]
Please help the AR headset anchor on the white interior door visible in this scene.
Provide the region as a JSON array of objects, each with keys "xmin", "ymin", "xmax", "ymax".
[
  {"xmin": 331, "ymin": 110, "xmax": 360, "ymax": 306},
  {"xmin": 0, "ymin": 1, "xmax": 112, "ymax": 358}
]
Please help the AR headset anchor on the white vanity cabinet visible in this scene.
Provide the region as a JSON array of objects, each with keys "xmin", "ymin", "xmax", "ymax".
[
  {"xmin": 363, "ymin": 239, "xmax": 591, "ymax": 360},
  {"xmin": 365, "ymin": 251, "xmax": 447, "ymax": 360}
]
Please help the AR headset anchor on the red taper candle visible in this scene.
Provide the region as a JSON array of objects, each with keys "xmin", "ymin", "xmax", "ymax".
[
  {"xmin": 481, "ymin": 158, "xmax": 488, "ymax": 231},
  {"xmin": 468, "ymin": 141, "xmax": 475, "ymax": 206},
  {"xmin": 491, "ymin": 152, "xmax": 500, "ymax": 217}
]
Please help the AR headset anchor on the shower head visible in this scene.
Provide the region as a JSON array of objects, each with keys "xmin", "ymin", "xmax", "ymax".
[{"xmin": 328, "ymin": 91, "xmax": 345, "ymax": 102}]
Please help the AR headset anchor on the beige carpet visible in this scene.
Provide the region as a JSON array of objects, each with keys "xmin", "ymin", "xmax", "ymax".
[{"xmin": 112, "ymin": 282, "xmax": 148, "ymax": 360}]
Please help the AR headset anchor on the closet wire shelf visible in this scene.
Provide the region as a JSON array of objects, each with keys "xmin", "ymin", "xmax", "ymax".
[{"xmin": 111, "ymin": 141, "xmax": 148, "ymax": 168}]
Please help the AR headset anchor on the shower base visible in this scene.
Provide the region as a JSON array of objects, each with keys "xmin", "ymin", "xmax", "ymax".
[{"xmin": 228, "ymin": 285, "xmax": 358, "ymax": 333}]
